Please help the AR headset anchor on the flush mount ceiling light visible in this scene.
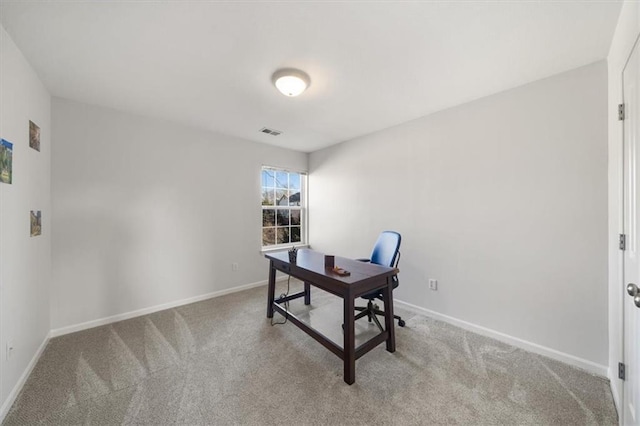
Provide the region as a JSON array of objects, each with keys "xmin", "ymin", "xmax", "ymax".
[{"xmin": 272, "ymin": 68, "xmax": 310, "ymax": 97}]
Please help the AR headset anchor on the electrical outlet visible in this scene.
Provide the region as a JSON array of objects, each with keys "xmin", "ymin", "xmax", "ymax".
[
  {"xmin": 231, "ymin": 263, "xmax": 239, "ymax": 272},
  {"xmin": 428, "ymin": 279, "xmax": 438, "ymax": 291},
  {"xmin": 6, "ymin": 341, "xmax": 14, "ymax": 360}
]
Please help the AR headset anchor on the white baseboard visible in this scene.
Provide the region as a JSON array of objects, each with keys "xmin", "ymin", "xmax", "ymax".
[
  {"xmin": 0, "ymin": 331, "xmax": 51, "ymax": 423},
  {"xmin": 50, "ymin": 277, "xmax": 283, "ymax": 338},
  {"xmin": 395, "ymin": 299, "xmax": 608, "ymax": 377}
]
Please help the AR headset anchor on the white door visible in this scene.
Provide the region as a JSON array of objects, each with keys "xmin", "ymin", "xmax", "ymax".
[{"xmin": 623, "ymin": 35, "xmax": 640, "ymax": 426}]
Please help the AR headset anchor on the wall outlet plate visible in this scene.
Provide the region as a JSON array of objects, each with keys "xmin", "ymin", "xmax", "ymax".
[{"xmin": 428, "ymin": 279, "xmax": 438, "ymax": 291}]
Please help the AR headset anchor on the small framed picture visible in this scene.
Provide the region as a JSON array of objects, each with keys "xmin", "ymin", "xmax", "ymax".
[
  {"xmin": 30, "ymin": 210, "xmax": 41, "ymax": 237},
  {"xmin": 0, "ymin": 139, "xmax": 13, "ymax": 184},
  {"xmin": 29, "ymin": 120, "xmax": 40, "ymax": 152}
]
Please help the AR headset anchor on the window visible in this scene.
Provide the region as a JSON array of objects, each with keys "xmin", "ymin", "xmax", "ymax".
[{"xmin": 261, "ymin": 166, "xmax": 306, "ymax": 248}]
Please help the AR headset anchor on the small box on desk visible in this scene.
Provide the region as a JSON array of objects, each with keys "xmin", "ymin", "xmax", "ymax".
[{"xmin": 332, "ymin": 267, "xmax": 351, "ymax": 277}]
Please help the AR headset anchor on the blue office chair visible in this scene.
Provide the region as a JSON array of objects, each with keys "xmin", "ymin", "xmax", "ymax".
[{"xmin": 355, "ymin": 231, "xmax": 405, "ymax": 331}]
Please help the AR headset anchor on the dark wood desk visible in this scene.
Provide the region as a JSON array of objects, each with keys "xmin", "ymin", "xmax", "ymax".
[{"xmin": 265, "ymin": 249, "xmax": 397, "ymax": 385}]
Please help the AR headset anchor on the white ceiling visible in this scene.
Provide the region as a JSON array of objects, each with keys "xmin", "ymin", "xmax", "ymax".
[{"xmin": 0, "ymin": 1, "xmax": 622, "ymax": 153}]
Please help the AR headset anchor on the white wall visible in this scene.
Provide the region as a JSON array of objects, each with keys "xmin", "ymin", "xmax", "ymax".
[
  {"xmin": 51, "ymin": 98, "xmax": 307, "ymax": 331},
  {"xmin": 607, "ymin": 0, "xmax": 640, "ymax": 411},
  {"xmin": 0, "ymin": 26, "xmax": 51, "ymax": 418},
  {"xmin": 309, "ymin": 62, "xmax": 608, "ymax": 370}
]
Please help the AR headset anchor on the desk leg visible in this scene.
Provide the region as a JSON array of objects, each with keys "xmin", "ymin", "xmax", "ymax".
[
  {"xmin": 343, "ymin": 291, "xmax": 356, "ymax": 385},
  {"xmin": 267, "ymin": 261, "xmax": 276, "ymax": 318},
  {"xmin": 382, "ymin": 278, "xmax": 396, "ymax": 353},
  {"xmin": 304, "ymin": 281, "xmax": 311, "ymax": 305}
]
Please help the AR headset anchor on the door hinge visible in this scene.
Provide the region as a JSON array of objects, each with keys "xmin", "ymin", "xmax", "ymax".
[
  {"xmin": 619, "ymin": 362, "xmax": 626, "ymax": 380},
  {"xmin": 619, "ymin": 103, "xmax": 626, "ymax": 121},
  {"xmin": 620, "ymin": 234, "xmax": 627, "ymax": 250}
]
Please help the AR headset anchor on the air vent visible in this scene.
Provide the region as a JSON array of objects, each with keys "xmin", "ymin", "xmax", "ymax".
[{"xmin": 260, "ymin": 127, "xmax": 282, "ymax": 136}]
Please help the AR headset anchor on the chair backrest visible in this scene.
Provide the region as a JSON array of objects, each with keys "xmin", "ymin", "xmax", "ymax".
[{"xmin": 370, "ymin": 231, "xmax": 401, "ymax": 268}]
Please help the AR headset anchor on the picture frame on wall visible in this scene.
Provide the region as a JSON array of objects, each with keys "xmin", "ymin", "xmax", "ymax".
[
  {"xmin": 29, "ymin": 120, "xmax": 40, "ymax": 152},
  {"xmin": 30, "ymin": 210, "xmax": 41, "ymax": 237},
  {"xmin": 0, "ymin": 139, "xmax": 13, "ymax": 184}
]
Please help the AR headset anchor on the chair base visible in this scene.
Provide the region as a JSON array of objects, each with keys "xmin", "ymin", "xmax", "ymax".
[{"xmin": 354, "ymin": 300, "xmax": 405, "ymax": 332}]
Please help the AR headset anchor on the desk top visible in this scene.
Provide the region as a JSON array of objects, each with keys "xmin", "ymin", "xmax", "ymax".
[{"xmin": 265, "ymin": 248, "xmax": 396, "ymax": 286}]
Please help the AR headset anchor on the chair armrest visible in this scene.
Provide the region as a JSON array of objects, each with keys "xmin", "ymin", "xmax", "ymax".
[{"xmin": 356, "ymin": 258, "xmax": 371, "ymax": 263}]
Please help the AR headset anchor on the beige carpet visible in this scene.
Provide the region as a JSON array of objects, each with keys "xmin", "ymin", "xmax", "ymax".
[{"xmin": 3, "ymin": 280, "xmax": 617, "ymax": 425}]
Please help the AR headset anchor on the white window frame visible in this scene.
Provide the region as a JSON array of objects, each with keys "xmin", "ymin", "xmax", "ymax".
[{"xmin": 260, "ymin": 166, "xmax": 308, "ymax": 251}]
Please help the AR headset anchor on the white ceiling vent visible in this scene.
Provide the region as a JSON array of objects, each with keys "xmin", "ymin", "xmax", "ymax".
[{"xmin": 260, "ymin": 127, "xmax": 282, "ymax": 136}]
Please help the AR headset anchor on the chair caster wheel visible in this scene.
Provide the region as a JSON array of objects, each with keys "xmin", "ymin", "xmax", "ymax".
[{"xmin": 398, "ymin": 320, "xmax": 406, "ymax": 327}]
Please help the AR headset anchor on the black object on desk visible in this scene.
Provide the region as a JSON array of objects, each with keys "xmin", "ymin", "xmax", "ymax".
[
  {"xmin": 288, "ymin": 246, "xmax": 298, "ymax": 263},
  {"xmin": 265, "ymin": 248, "xmax": 397, "ymax": 385},
  {"xmin": 324, "ymin": 255, "xmax": 334, "ymax": 268}
]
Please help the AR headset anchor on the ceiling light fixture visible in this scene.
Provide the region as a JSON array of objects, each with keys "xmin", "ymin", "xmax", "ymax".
[{"xmin": 272, "ymin": 68, "xmax": 310, "ymax": 97}]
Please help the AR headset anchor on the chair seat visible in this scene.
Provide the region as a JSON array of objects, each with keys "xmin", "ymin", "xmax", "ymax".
[
  {"xmin": 360, "ymin": 292, "xmax": 381, "ymax": 300},
  {"xmin": 360, "ymin": 278, "xmax": 399, "ymax": 300}
]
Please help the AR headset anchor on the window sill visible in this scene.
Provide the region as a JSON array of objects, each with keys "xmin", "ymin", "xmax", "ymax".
[{"xmin": 260, "ymin": 244, "xmax": 310, "ymax": 254}]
